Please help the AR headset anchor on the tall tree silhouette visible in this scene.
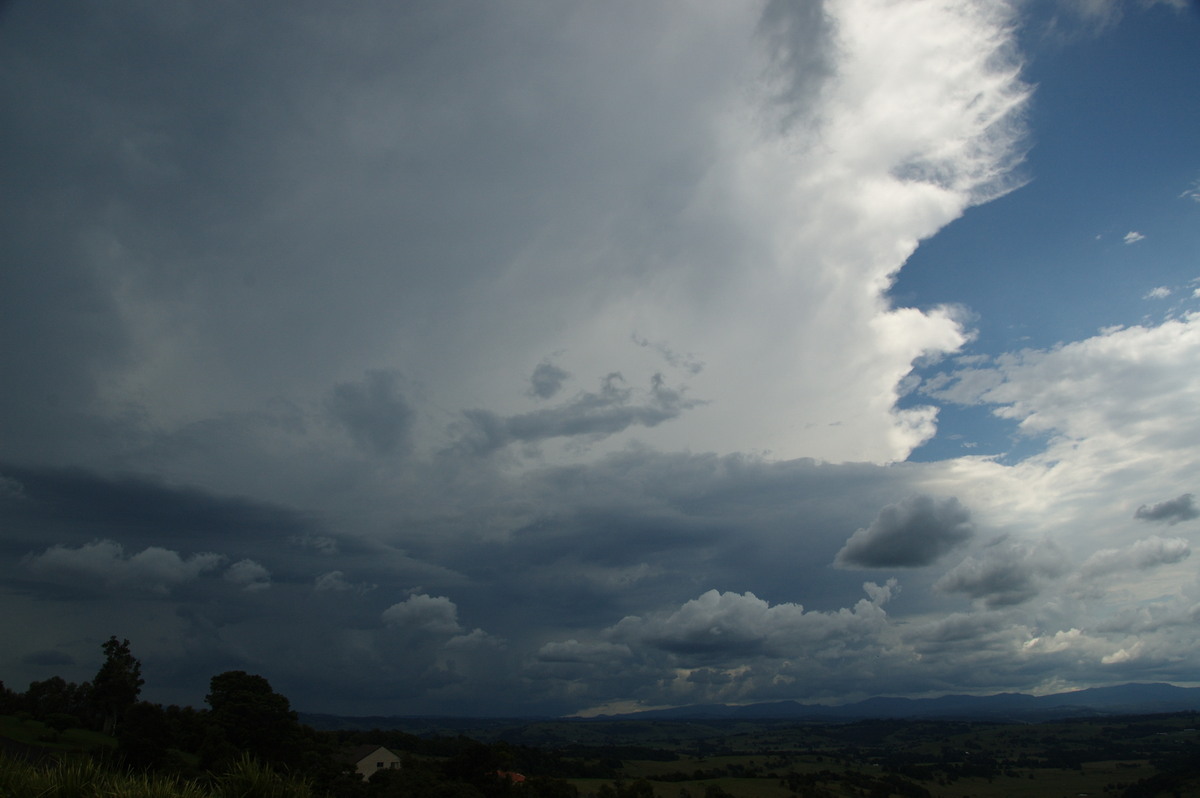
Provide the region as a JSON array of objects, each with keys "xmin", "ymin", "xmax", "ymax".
[{"xmin": 91, "ymin": 636, "xmax": 143, "ymax": 735}]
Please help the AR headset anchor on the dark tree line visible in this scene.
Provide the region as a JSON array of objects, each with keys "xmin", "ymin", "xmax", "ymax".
[
  {"xmin": 0, "ymin": 635, "xmax": 142, "ymax": 736},
  {"xmin": 1, "ymin": 638, "xmax": 329, "ymax": 775},
  {"xmin": 2, "ymin": 638, "xmax": 582, "ymax": 797}
]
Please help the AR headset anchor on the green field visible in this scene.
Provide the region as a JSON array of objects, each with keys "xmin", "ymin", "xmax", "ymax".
[{"xmin": 535, "ymin": 713, "xmax": 1200, "ymax": 797}]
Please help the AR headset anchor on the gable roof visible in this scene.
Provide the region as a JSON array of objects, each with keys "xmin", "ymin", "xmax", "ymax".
[{"xmin": 343, "ymin": 744, "xmax": 396, "ymax": 764}]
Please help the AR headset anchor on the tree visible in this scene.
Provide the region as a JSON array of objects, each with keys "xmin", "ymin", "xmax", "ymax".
[
  {"xmin": 24, "ymin": 675, "xmax": 91, "ymax": 721},
  {"xmin": 91, "ymin": 636, "xmax": 144, "ymax": 735},
  {"xmin": 0, "ymin": 680, "xmax": 20, "ymax": 714},
  {"xmin": 204, "ymin": 670, "xmax": 305, "ymax": 769},
  {"xmin": 118, "ymin": 701, "xmax": 171, "ymax": 770}
]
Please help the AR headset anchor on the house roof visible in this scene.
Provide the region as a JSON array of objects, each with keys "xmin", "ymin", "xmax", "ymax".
[{"xmin": 343, "ymin": 744, "xmax": 396, "ymax": 764}]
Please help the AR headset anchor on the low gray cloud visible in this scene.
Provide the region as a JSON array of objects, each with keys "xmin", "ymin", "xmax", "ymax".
[
  {"xmin": 381, "ymin": 593, "xmax": 463, "ymax": 635},
  {"xmin": 1135, "ymin": 493, "xmax": 1198, "ymax": 525},
  {"xmin": 328, "ymin": 370, "xmax": 414, "ymax": 456},
  {"xmin": 313, "ymin": 570, "xmax": 376, "ymax": 595},
  {"xmin": 529, "ymin": 362, "xmax": 570, "ymax": 400},
  {"xmin": 455, "ymin": 373, "xmax": 700, "ymax": 455},
  {"xmin": 224, "ymin": 559, "xmax": 271, "ymax": 591},
  {"xmin": 536, "ymin": 640, "xmax": 632, "ymax": 665},
  {"xmin": 1079, "ymin": 536, "xmax": 1191, "ymax": 579},
  {"xmin": 24, "ymin": 540, "xmax": 224, "ymax": 595},
  {"xmin": 313, "ymin": 571, "xmax": 351, "ymax": 592},
  {"xmin": 935, "ymin": 542, "xmax": 1065, "ymax": 608},
  {"xmin": 835, "ymin": 495, "xmax": 973, "ymax": 568}
]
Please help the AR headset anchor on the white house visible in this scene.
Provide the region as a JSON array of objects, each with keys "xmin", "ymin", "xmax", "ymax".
[{"xmin": 345, "ymin": 744, "xmax": 402, "ymax": 781}]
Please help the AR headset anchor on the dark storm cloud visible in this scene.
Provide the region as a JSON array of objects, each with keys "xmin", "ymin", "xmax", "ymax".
[
  {"xmin": 529, "ymin": 362, "xmax": 570, "ymax": 400},
  {"xmin": 328, "ymin": 370, "xmax": 414, "ymax": 456},
  {"xmin": 834, "ymin": 495, "xmax": 973, "ymax": 568},
  {"xmin": 393, "ymin": 450, "xmax": 915, "ymax": 637},
  {"xmin": 454, "ymin": 373, "xmax": 700, "ymax": 455},
  {"xmin": 0, "ymin": 464, "xmax": 319, "ymax": 555},
  {"xmin": 1134, "ymin": 493, "xmax": 1198, "ymax": 524}
]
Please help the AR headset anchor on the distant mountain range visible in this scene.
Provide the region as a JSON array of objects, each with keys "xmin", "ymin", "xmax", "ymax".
[
  {"xmin": 597, "ymin": 682, "xmax": 1200, "ymax": 722},
  {"xmin": 301, "ymin": 683, "xmax": 1200, "ymax": 732}
]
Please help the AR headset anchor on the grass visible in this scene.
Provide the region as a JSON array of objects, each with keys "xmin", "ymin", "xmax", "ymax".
[
  {"xmin": 0, "ymin": 752, "xmax": 313, "ymax": 798},
  {"xmin": 0, "ymin": 714, "xmax": 115, "ymax": 753}
]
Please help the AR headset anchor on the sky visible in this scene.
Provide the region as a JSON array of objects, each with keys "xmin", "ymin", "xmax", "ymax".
[{"xmin": 1, "ymin": 0, "xmax": 1199, "ymax": 718}]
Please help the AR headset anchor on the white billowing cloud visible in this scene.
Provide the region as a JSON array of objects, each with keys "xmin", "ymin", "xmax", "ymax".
[
  {"xmin": 24, "ymin": 539, "xmax": 223, "ymax": 594},
  {"xmin": 612, "ymin": 581, "xmax": 898, "ymax": 660},
  {"xmin": 224, "ymin": 559, "xmax": 271, "ymax": 591},
  {"xmin": 835, "ymin": 494, "xmax": 973, "ymax": 568},
  {"xmin": 1079, "ymin": 535, "xmax": 1190, "ymax": 579},
  {"xmin": 1124, "ymin": 230, "xmax": 1145, "ymax": 244},
  {"xmin": 1101, "ymin": 640, "xmax": 1145, "ymax": 665},
  {"xmin": 1144, "ymin": 286, "xmax": 1171, "ymax": 299},
  {"xmin": 381, "ymin": 594, "xmax": 462, "ymax": 635},
  {"xmin": 923, "ymin": 314, "xmax": 1200, "ymax": 491}
]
